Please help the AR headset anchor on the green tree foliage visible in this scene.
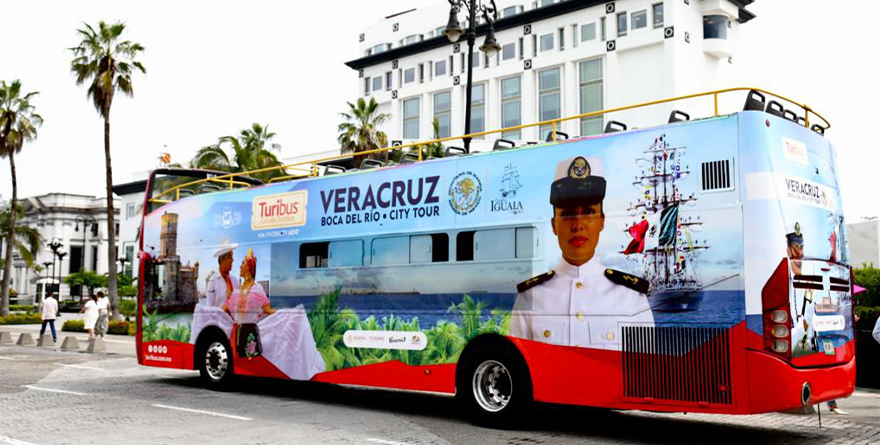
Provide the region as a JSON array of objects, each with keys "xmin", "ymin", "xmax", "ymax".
[
  {"xmin": 64, "ymin": 269, "xmax": 106, "ymax": 299},
  {"xmin": 141, "ymin": 305, "xmax": 191, "ymax": 342},
  {"xmin": 306, "ymin": 288, "xmax": 509, "ymax": 371},
  {"xmin": 69, "ymin": 20, "xmax": 146, "ymax": 321},
  {"xmin": 191, "ymin": 123, "xmax": 286, "ymax": 183},
  {"xmin": 854, "ymin": 264, "xmax": 880, "ymax": 330},
  {"xmin": 0, "ymin": 79, "xmax": 42, "ymax": 317},
  {"xmin": 0, "ymin": 204, "xmax": 43, "ymax": 270},
  {"xmin": 338, "ymin": 97, "xmax": 390, "ymax": 168}
]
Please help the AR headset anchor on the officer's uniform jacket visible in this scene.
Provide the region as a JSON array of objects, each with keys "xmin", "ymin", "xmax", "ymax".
[
  {"xmin": 510, "ymin": 257, "xmax": 654, "ymax": 350},
  {"xmin": 206, "ymin": 272, "xmax": 238, "ymax": 308}
]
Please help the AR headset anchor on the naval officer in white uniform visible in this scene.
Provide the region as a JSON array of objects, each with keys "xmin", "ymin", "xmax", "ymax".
[
  {"xmin": 509, "ymin": 156, "xmax": 654, "ymax": 350},
  {"xmin": 205, "ymin": 239, "xmax": 239, "ymax": 307}
]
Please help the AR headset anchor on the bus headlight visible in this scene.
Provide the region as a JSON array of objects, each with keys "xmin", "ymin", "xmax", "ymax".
[
  {"xmin": 772, "ymin": 340, "xmax": 790, "ymax": 353},
  {"xmin": 771, "ymin": 310, "xmax": 788, "ymax": 323},
  {"xmin": 772, "ymin": 325, "xmax": 789, "ymax": 338}
]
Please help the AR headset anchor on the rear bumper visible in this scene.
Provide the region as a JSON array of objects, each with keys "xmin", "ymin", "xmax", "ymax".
[{"xmin": 746, "ymin": 347, "xmax": 855, "ymax": 413}]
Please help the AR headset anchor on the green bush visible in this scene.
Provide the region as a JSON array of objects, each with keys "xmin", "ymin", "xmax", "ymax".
[
  {"xmin": 855, "ymin": 306, "xmax": 880, "ymax": 332},
  {"xmin": 9, "ymin": 305, "xmax": 36, "ymax": 313},
  {"xmin": 107, "ymin": 321, "xmax": 131, "ymax": 335},
  {"xmin": 0, "ymin": 313, "xmax": 41, "ymax": 325},
  {"xmin": 62, "ymin": 319, "xmax": 86, "ymax": 332},
  {"xmin": 854, "ymin": 266, "xmax": 880, "ymax": 307},
  {"xmin": 120, "ymin": 299, "xmax": 136, "ymax": 318}
]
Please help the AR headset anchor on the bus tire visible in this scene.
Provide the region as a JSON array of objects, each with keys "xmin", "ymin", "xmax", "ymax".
[
  {"xmin": 457, "ymin": 342, "xmax": 533, "ymax": 428},
  {"xmin": 197, "ymin": 331, "xmax": 234, "ymax": 389}
]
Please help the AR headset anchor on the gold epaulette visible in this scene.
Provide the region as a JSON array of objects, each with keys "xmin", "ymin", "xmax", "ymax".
[
  {"xmin": 604, "ymin": 269, "xmax": 649, "ymax": 294},
  {"xmin": 517, "ymin": 270, "xmax": 555, "ymax": 293}
]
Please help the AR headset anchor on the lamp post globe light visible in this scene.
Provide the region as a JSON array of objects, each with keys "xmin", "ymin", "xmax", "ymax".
[{"xmin": 444, "ymin": 0, "xmax": 501, "ymax": 152}]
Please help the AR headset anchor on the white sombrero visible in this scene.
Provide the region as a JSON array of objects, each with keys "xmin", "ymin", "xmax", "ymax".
[{"xmin": 213, "ymin": 237, "xmax": 239, "ymax": 257}]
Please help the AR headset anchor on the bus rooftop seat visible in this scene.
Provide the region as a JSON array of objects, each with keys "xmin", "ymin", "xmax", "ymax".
[
  {"xmin": 179, "ymin": 189, "xmax": 195, "ymax": 197},
  {"xmin": 743, "ymin": 90, "xmax": 766, "ymax": 112},
  {"xmin": 604, "ymin": 121, "xmax": 627, "ymax": 134},
  {"xmin": 545, "ymin": 131, "xmax": 569, "ymax": 142},
  {"xmin": 797, "ymin": 116, "xmax": 806, "ymax": 126},
  {"xmin": 323, "ymin": 165, "xmax": 347, "ymax": 176},
  {"xmin": 399, "ymin": 153, "xmax": 420, "ymax": 164},
  {"xmin": 811, "ymin": 124, "xmax": 825, "ymax": 136},
  {"xmin": 361, "ymin": 159, "xmax": 384, "ymax": 169},
  {"xmin": 783, "ymin": 109, "xmax": 798, "ymax": 123},
  {"xmin": 201, "ymin": 184, "xmax": 222, "ymax": 192},
  {"xmin": 445, "ymin": 146, "xmax": 468, "ymax": 157},
  {"xmin": 668, "ymin": 110, "xmax": 690, "ymax": 123},
  {"xmin": 766, "ymin": 100, "xmax": 785, "ymax": 118},
  {"xmin": 492, "ymin": 139, "xmax": 516, "ymax": 151}
]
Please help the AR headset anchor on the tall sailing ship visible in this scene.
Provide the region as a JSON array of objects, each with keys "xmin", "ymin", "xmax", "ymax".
[{"xmin": 623, "ymin": 134, "xmax": 709, "ymax": 312}]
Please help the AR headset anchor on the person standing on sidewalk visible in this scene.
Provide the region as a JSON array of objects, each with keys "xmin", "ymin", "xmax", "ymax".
[
  {"xmin": 79, "ymin": 294, "xmax": 99, "ymax": 340},
  {"xmin": 95, "ymin": 291, "xmax": 110, "ymax": 337},
  {"xmin": 40, "ymin": 293, "xmax": 59, "ymax": 342}
]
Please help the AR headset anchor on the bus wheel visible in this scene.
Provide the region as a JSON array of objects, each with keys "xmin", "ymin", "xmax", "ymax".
[
  {"xmin": 459, "ymin": 346, "xmax": 532, "ymax": 427},
  {"xmin": 198, "ymin": 335, "xmax": 234, "ymax": 388}
]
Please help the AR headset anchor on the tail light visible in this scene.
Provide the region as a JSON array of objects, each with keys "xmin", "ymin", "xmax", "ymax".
[{"xmin": 762, "ymin": 258, "xmax": 792, "ymax": 360}]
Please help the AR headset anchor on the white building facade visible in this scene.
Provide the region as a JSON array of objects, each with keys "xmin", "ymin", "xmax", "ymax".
[
  {"xmin": 347, "ymin": 0, "xmax": 755, "ymax": 151},
  {"xmin": 113, "ymin": 178, "xmax": 148, "ymax": 282},
  {"xmin": 847, "ymin": 220, "xmax": 880, "ymax": 269},
  {"xmin": 10, "ymin": 193, "xmax": 120, "ymax": 303}
]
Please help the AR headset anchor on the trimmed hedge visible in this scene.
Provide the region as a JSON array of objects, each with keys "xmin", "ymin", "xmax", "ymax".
[
  {"xmin": 0, "ymin": 313, "xmax": 41, "ymax": 325},
  {"xmin": 62, "ymin": 319, "xmax": 134, "ymax": 336},
  {"xmin": 9, "ymin": 305, "xmax": 37, "ymax": 313}
]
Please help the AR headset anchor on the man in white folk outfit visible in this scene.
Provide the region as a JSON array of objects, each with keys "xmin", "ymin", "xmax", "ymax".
[
  {"xmin": 206, "ymin": 239, "xmax": 239, "ymax": 308},
  {"xmin": 510, "ymin": 156, "xmax": 654, "ymax": 350}
]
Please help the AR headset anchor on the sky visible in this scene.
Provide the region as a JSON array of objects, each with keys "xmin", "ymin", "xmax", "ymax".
[{"xmin": 0, "ymin": 0, "xmax": 875, "ymax": 222}]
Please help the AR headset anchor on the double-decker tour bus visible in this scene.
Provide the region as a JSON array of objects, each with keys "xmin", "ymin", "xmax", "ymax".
[{"xmin": 136, "ymin": 88, "xmax": 855, "ymax": 425}]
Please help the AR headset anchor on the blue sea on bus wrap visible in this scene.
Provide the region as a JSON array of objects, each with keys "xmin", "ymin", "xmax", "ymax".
[{"xmin": 268, "ymin": 290, "xmax": 744, "ymax": 330}]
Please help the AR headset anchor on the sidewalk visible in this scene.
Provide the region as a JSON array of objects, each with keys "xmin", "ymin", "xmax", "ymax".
[{"xmin": 0, "ymin": 311, "xmax": 136, "ymax": 356}]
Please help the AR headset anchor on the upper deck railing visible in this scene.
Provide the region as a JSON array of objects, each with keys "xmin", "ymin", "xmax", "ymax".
[{"xmin": 149, "ymin": 87, "xmax": 829, "ymax": 205}]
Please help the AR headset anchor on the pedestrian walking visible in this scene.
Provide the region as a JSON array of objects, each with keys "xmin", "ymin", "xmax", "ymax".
[
  {"xmin": 95, "ymin": 291, "xmax": 110, "ymax": 337},
  {"xmin": 79, "ymin": 294, "xmax": 99, "ymax": 340},
  {"xmin": 40, "ymin": 293, "xmax": 59, "ymax": 342}
]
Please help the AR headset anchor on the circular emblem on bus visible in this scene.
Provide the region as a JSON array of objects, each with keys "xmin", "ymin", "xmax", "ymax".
[{"xmin": 449, "ymin": 171, "xmax": 482, "ymax": 215}]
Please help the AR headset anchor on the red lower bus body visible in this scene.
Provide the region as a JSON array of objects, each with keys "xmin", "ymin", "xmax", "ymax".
[{"xmin": 139, "ymin": 321, "xmax": 854, "ymax": 415}]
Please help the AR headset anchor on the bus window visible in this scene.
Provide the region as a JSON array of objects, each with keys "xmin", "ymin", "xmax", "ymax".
[
  {"xmin": 515, "ymin": 227, "xmax": 537, "ymax": 258},
  {"xmin": 372, "ymin": 236, "xmax": 409, "ymax": 265},
  {"xmin": 300, "ymin": 242, "xmax": 329, "ymax": 268},
  {"xmin": 329, "ymin": 240, "xmax": 364, "ymax": 267},
  {"xmin": 410, "ymin": 233, "xmax": 450, "ymax": 264},
  {"xmin": 456, "ymin": 231, "xmax": 475, "ymax": 261},
  {"xmin": 142, "ymin": 258, "xmax": 166, "ymax": 307},
  {"xmin": 474, "ymin": 228, "xmax": 515, "ymax": 261}
]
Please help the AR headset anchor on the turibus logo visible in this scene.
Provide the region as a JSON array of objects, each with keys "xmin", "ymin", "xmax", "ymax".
[{"xmin": 252, "ymin": 190, "xmax": 308, "ymax": 230}]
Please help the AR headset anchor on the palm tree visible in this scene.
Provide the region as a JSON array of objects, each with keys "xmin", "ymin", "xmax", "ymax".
[
  {"xmin": 338, "ymin": 97, "xmax": 390, "ymax": 168},
  {"xmin": 0, "ymin": 80, "xmax": 42, "ymax": 317},
  {"xmin": 191, "ymin": 123, "xmax": 287, "ymax": 182},
  {"xmin": 69, "ymin": 20, "xmax": 146, "ymax": 321}
]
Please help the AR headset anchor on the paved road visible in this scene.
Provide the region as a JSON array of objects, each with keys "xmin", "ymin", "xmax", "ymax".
[{"xmin": 0, "ymin": 328, "xmax": 878, "ymax": 445}]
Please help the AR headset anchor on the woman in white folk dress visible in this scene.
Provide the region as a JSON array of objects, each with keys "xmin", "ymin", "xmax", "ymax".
[{"xmin": 79, "ymin": 294, "xmax": 99, "ymax": 340}]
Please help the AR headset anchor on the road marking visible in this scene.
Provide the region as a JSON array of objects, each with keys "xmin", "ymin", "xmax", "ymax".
[
  {"xmin": 56, "ymin": 363, "xmax": 106, "ymax": 371},
  {"xmin": 366, "ymin": 439, "xmax": 412, "ymax": 445},
  {"xmin": 22, "ymin": 385, "xmax": 88, "ymax": 396},
  {"xmin": 0, "ymin": 356, "xmax": 17, "ymax": 361},
  {"xmin": 151, "ymin": 404, "xmax": 253, "ymax": 421},
  {"xmin": 0, "ymin": 436, "xmax": 41, "ymax": 445}
]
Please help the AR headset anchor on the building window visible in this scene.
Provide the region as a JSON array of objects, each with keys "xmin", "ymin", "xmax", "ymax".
[
  {"xmin": 632, "ymin": 10, "xmax": 647, "ymax": 30},
  {"xmin": 704, "ymin": 15, "xmax": 729, "ymax": 39},
  {"xmin": 115, "ymin": 223, "xmax": 119, "ymax": 236},
  {"xmin": 404, "ymin": 34, "xmax": 421, "ymax": 45},
  {"xmin": 558, "ymin": 27, "xmax": 565, "ymax": 50},
  {"xmin": 364, "ymin": 77, "xmax": 371, "ymax": 95},
  {"xmin": 502, "ymin": 5, "xmax": 520, "ymax": 18},
  {"xmin": 372, "ymin": 76, "xmax": 382, "ymax": 92},
  {"xmin": 126, "ymin": 203, "xmax": 135, "ymax": 219},
  {"xmin": 124, "ymin": 245, "xmax": 134, "ymax": 276},
  {"xmin": 501, "ymin": 76, "xmax": 522, "ymax": 140},
  {"xmin": 460, "ymin": 53, "xmax": 466, "ymax": 73},
  {"xmin": 435, "ymin": 59, "xmax": 447, "ymax": 76},
  {"xmin": 470, "ymin": 52, "xmax": 481, "ymax": 68},
  {"xmin": 300, "ymin": 242, "xmax": 329, "ymax": 268},
  {"xmin": 433, "ymin": 91, "xmax": 451, "ymax": 138},
  {"xmin": 419, "ymin": 64, "xmax": 425, "ymax": 83},
  {"xmin": 403, "ymin": 97, "xmax": 420, "ymax": 139},
  {"xmin": 385, "ymin": 72, "xmax": 392, "ymax": 91},
  {"xmin": 371, "ymin": 43, "xmax": 388, "ymax": 55},
  {"xmin": 404, "ymin": 68, "xmax": 416, "ymax": 84},
  {"xmin": 617, "ymin": 12, "xmax": 627, "ymax": 37},
  {"xmin": 539, "ymin": 33, "xmax": 554, "ymax": 51},
  {"xmin": 579, "ymin": 58, "xmax": 604, "ymax": 136},
  {"xmin": 539, "ymin": 0, "xmax": 554, "ymax": 6},
  {"xmin": 653, "ymin": 3, "xmax": 664, "ymax": 28},
  {"xmin": 502, "ymin": 42, "xmax": 516, "ymax": 60},
  {"xmin": 601, "ymin": 16, "xmax": 606, "ymax": 41},
  {"xmin": 581, "ymin": 23, "xmax": 596, "ymax": 42},
  {"xmin": 538, "ymin": 67, "xmax": 561, "ymax": 140},
  {"xmin": 435, "ymin": 26, "xmax": 445, "ymax": 37},
  {"xmin": 470, "ymin": 84, "xmax": 485, "ymax": 139}
]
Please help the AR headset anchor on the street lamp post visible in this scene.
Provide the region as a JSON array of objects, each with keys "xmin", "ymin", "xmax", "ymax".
[
  {"xmin": 47, "ymin": 239, "xmax": 65, "ymax": 302},
  {"xmin": 74, "ymin": 214, "xmax": 96, "ymax": 299},
  {"xmin": 444, "ymin": 0, "xmax": 501, "ymax": 153},
  {"xmin": 56, "ymin": 250, "xmax": 67, "ymax": 301},
  {"xmin": 41, "ymin": 260, "xmax": 53, "ymax": 306}
]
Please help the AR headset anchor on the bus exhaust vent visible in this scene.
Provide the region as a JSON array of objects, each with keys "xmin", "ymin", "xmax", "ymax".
[
  {"xmin": 622, "ymin": 326, "xmax": 732, "ymax": 405},
  {"xmin": 701, "ymin": 160, "xmax": 732, "ymax": 191}
]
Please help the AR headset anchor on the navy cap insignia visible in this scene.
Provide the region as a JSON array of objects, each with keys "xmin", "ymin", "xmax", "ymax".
[
  {"xmin": 604, "ymin": 269, "xmax": 649, "ymax": 294},
  {"xmin": 517, "ymin": 270, "xmax": 556, "ymax": 293},
  {"xmin": 568, "ymin": 157, "xmax": 591, "ymax": 179},
  {"xmin": 794, "ymin": 222, "xmax": 801, "ymax": 236}
]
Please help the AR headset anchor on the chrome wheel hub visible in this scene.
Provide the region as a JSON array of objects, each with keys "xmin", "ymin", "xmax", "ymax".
[
  {"xmin": 472, "ymin": 360, "xmax": 512, "ymax": 412},
  {"xmin": 205, "ymin": 341, "xmax": 229, "ymax": 381}
]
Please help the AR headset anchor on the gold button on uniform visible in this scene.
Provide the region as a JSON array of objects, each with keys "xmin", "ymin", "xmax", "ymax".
[
  {"xmin": 575, "ymin": 282, "xmax": 583, "ymax": 289},
  {"xmin": 543, "ymin": 330, "xmax": 551, "ymax": 338},
  {"xmin": 605, "ymin": 332, "xmax": 615, "ymax": 341},
  {"xmin": 576, "ymin": 312, "xmax": 585, "ymax": 321}
]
